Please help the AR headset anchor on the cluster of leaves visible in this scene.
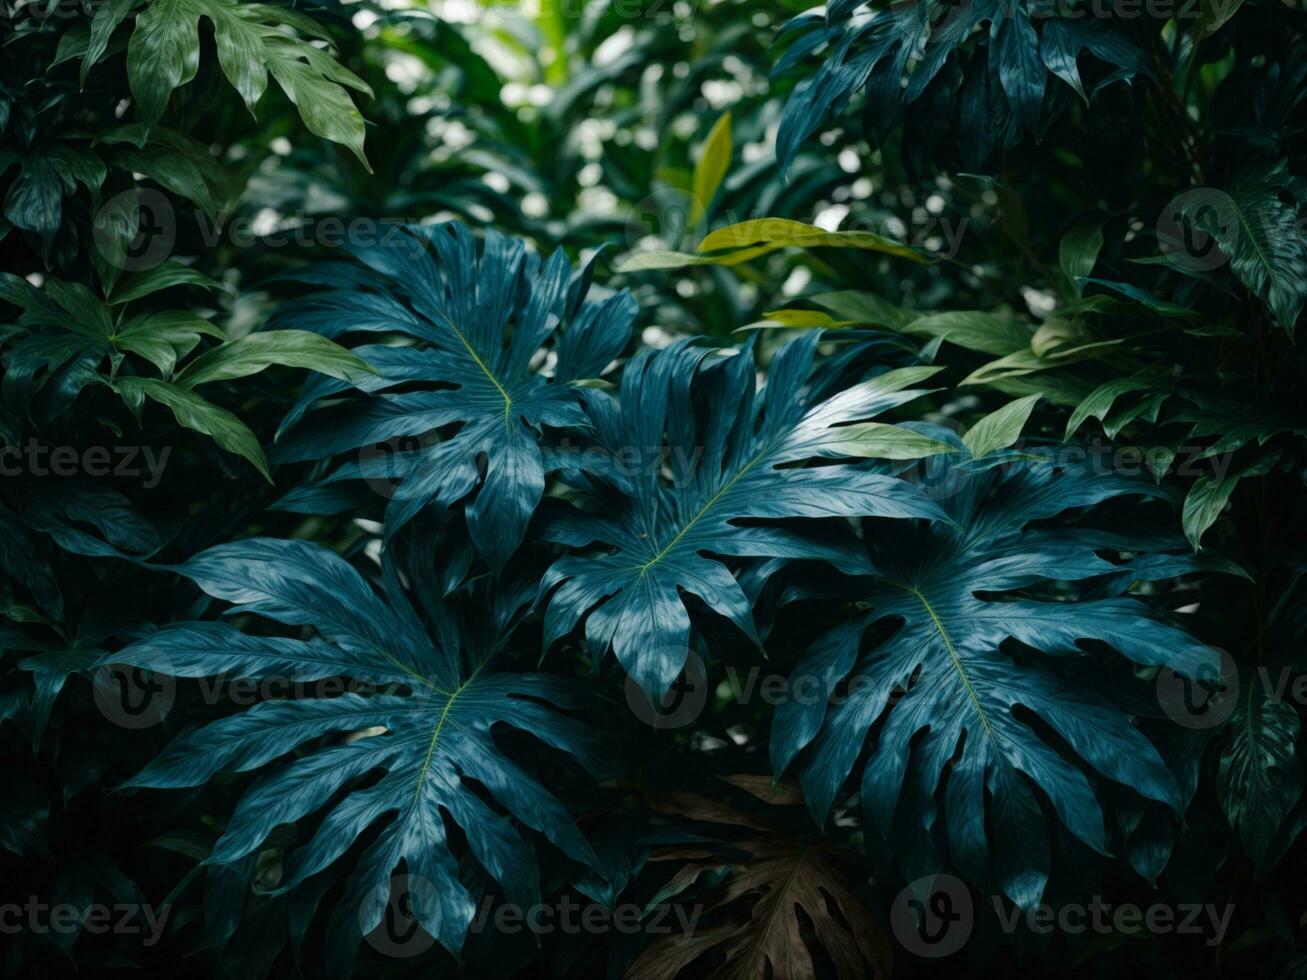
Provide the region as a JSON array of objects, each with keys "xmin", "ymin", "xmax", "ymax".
[
  {"xmin": 3, "ymin": 0, "xmax": 1306, "ymax": 978},
  {"xmin": 51, "ymin": 215, "xmax": 1231, "ymax": 976},
  {"xmin": 679, "ymin": 0, "xmax": 1307, "ymax": 971},
  {"xmin": 0, "ymin": 0, "xmax": 383, "ymax": 974}
]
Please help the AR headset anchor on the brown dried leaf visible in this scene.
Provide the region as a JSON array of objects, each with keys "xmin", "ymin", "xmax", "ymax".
[{"xmin": 625, "ymin": 778, "xmax": 890, "ymax": 980}]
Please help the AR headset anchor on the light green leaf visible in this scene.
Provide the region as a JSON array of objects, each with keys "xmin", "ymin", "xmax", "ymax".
[
  {"xmin": 689, "ymin": 112, "xmax": 732, "ymax": 226},
  {"xmin": 904, "ymin": 310, "xmax": 1032, "ymax": 355},
  {"xmin": 757, "ymin": 309, "xmax": 859, "ymax": 330},
  {"xmin": 818, "ymin": 422, "xmax": 956, "ymax": 460},
  {"xmin": 619, "ymin": 219, "xmax": 928, "ymax": 273},
  {"xmin": 114, "ymin": 310, "xmax": 225, "ymax": 375},
  {"xmin": 963, "ymin": 394, "xmax": 1042, "ymax": 457},
  {"xmin": 698, "ymin": 218, "xmax": 928, "ymax": 263},
  {"xmin": 812, "ymin": 291, "xmax": 917, "ymax": 329}
]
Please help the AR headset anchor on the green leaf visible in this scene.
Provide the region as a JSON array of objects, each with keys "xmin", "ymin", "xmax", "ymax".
[
  {"xmin": 963, "ymin": 393, "xmax": 1042, "ymax": 457},
  {"xmin": 1218, "ymin": 688, "xmax": 1303, "ymax": 872},
  {"xmin": 112, "ymin": 377, "xmax": 270, "ymax": 480},
  {"xmin": 773, "ymin": 451, "xmax": 1218, "ymax": 907},
  {"xmin": 1180, "ymin": 452, "xmax": 1280, "ymax": 550},
  {"xmin": 4, "ymin": 156, "xmax": 63, "ymax": 245},
  {"xmin": 174, "ymin": 331, "xmax": 375, "ymax": 388},
  {"xmin": 1180, "ymin": 163, "xmax": 1307, "ymax": 333},
  {"xmin": 903, "ymin": 310, "xmax": 1032, "ymax": 355},
  {"xmin": 817, "ymin": 422, "xmax": 957, "ymax": 460},
  {"xmin": 812, "ymin": 291, "xmax": 917, "ymax": 330},
  {"xmin": 83, "ymin": 0, "xmax": 142, "ymax": 84},
  {"xmin": 1078, "ymin": 278, "xmax": 1200, "ymax": 318},
  {"xmin": 126, "ymin": 0, "xmax": 203, "ymax": 128},
  {"xmin": 1182, "ymin": 472, "xmax": 1238, "ymax": 551},
  {"xmin": 993, "ymin": 11, "xmax": 1045, "ymax": 133},
  {"xmin": 1059, "ymin": 215, "xmax": 1105, "ymax": 296},
  {"xmin": 109, "ymin": 261, "xmax": 225, "ymax": 306},
  {"xmin": 689, "ymin": 111, "xmax": 732, "ymax": 226},
  {"xmin": 124, "ymin": 0, "xmax": 371, "ymax": 167},
  {"xmin": 108, "ymin": 128, "xmax": 227, "ymax": 217},
  {"xmin": 1065, "ymin": 376, "xmax": 1160, "ymax": 439},
  {"xmin": 44, "ymin": 279, "xmax": 114, "ymax": 339},
  {"xmin": 699, "ymin": 218, "xmax": 928, "ymax": 263},
  {"xmin": 108, "ymin": 536, "xmax": 602, "ymax": 968},
  {"xmin": 114, "ymin": 309, "xmax": 225, "ymax": 376}
]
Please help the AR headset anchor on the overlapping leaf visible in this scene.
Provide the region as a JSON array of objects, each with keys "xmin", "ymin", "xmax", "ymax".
[
  {"xmin": 773, "ymin": 0, "xmax": 1152, "ymax": 172},
  {"xmin": 0, "ymin": 269, "xmax": 370, "ymax": 478},
  {"xmin": 107, "ymin": 535, "xmax": 603, "ymax": 972},
  {"xmin": 541, "ymin": 332, "xmax": 949, "ymax": 699},
  {"xmin": 271, "ymin": 222, "xmax": 635, "ymax": 568},
  {"xmin": 95, "ymin": 0, "xmax": 373, "ymax": 166},
  {"xmin": 772, "ymin": 442, "xmax": 1222, "ymax": 907},
  {"xmin": 627, "ymin": 775, "xmax": 889, "ymax": 980}
]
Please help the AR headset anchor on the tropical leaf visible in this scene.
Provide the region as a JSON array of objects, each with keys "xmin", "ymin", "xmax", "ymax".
[
  {"xmin": 114, "ymin": 0, "xmax": 373, "ymax": 166},
  {"xmin": 617, "ymin": 218, "xmax": 925, "ymax": 272},
  {"xmin": 1175, "ymin": 162, "xmax": 1307, "ymax": 333},
  {"xmin": 541, "ymin": 333, "xmax": 948, "ymax": 698},
  {"xmin": 1218, "ymin": 685, "xmax": 1303, "ymax": 873},
  {"xmin": 961, "ymin": 393, "xmax": 1041, "ymax": 457},
  {"xmin": 626, "ymin": 775, "xmax": 889, "ymax": 980},
  {"xmin": 107, "ymin": 535, "xmax": 603, "ymax": 972},
  {"xmin": 773, "ymin": 1, "xmax": 1151, "ymax": 171},
  {"xmin": 689, "ymin": 111, "xmax": 732, "ymax": 227},
  {"xmin": 772, "ymin": 442, "xmax": 1222, "ymax": 907},
  {"xmin": 270, "ymin": 222, "xmax": 636, "ymax": 569}
]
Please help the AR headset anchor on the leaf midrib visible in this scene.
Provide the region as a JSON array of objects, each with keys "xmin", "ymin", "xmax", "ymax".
[
  {"xmin": 908, "ymin": 586, "xmax": 996, "ymax": 740},
  {"xmin": 636, "ymin": 449, "xmax": 767, "ymax": 576},
  {"xmin": 411, "ymin": 656, "xmax": 492, "ymax": 806},
  {"xmin": 444, "ymin": 317, "xmax": 514, "ymax": 431}
]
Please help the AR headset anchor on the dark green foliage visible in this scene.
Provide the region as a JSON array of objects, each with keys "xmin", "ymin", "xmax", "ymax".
[{"xmin": 3, "ymin": 0, "xmax": 1305, "ymax": 978}]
